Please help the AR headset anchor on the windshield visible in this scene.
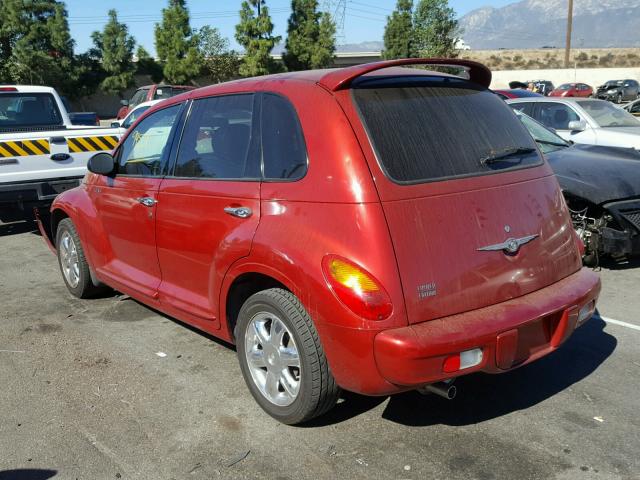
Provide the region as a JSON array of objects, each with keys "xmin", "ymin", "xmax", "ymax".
[
  {"xmin": 123, "ymin": 105, "xmax": 151, "ymax": 129},
  {"xmin": 352, "ymin": 76, "xmax": 542, "ymax": 183},
  {"xmin": 515, "ymin": 112, "xmax": 569, "ymax": 153},
  {"xmin": 604, "ymin": 81, "xmax": 623, "ymax": 88},
  {"xmin": 558, "ymin": 84, "xmax": 572, "ymax": 90},
  {"xmin": 580, "ymin": 100, "xmax": 640, "ymax": 128},
  {"xmin": 0, "ymin": 93, "xmax": 63, "ymax": 128}
]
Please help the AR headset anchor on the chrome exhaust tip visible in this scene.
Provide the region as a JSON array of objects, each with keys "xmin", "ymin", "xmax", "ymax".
[{"xmin": 419, "ymin": 382, "xmax": 457, "ymax": 400}]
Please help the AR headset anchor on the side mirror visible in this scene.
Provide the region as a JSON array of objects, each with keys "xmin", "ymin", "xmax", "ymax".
[
  {"xmin": 567, "ymin": 120, "xmax": 587, "ymax": 132},
  {"xmin": 110, "ymin": 121, "xmax": 121, "ymax": 128},
  {"xmin": 120, "ymin": 99, "xmax": 129, "ymax": 106},
  {"xmin": 87, "ymin": 152, "xmax": 116, "ymax": 176}
]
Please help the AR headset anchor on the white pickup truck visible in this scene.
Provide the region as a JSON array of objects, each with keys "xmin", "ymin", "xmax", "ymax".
[{"xmin": 0, "ymin": 85, "xmax": 122, "ymax": 220}]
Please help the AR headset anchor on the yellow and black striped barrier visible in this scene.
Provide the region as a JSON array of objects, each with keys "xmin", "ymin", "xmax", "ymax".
[
  {"xmin": 67, "ymin": 135, "xmax": 119, "ymax": 153},
  {"xmin": 0, "ymin": 139, "xmax": 50, "ymax": 157}
]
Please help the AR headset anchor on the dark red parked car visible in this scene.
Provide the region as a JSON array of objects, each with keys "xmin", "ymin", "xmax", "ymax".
[
  {"xmin": 40, "ymin": 59, "xmax": 600, "ymax": 424},
  {"xmin": 549, "ymin": 83, "xmax": 593, "ymax": 98},
  {"xmin": 116, "ymin": 84, "xmax": 195, "ymax": 119}
]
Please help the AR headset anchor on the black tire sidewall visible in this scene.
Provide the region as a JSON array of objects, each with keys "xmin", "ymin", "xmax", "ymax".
[{"xmin": 236, "ymin": 293, "xmax": 320, "ymax": 424}]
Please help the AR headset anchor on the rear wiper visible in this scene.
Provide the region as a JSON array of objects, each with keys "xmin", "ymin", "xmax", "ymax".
[
  {"xmin": 480, "ymin": 147, "xmax": 536, "ymax": 165},
  {"xmin": 535, "ymin": 139, "xmax": 568, "ymax": 148}
]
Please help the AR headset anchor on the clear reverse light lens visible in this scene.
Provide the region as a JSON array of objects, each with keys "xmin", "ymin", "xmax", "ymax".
[
  {"xmin": 578, "ymin": 301, "xmax": 595, "ymax": 324},
  {"xmin": 460, "ymin": 348, "xmax": 483, "ymax": 370}
]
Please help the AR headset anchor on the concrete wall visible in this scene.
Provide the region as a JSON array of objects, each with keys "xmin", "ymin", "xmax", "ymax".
[{"xmin": 490, "ymin": 67, "xmax": 640, "ymax": 89}]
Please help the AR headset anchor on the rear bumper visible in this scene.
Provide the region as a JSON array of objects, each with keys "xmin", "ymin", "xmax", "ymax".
[
  {"xmin": 373, "ymin": 268, "xmax": 600, "ymax": 387},
  {"xmin": 0, "ymin": 177, "xmax": 82, "ymax": 206}
]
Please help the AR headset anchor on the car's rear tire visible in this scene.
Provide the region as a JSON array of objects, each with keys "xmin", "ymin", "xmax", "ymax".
[
  {"xmin": 56, "ymin": 218, "xmax": 102, "ymax": 298},
  {"xmin": 235, "ymin": 288, "xmax": 340, "ymax": 425}
]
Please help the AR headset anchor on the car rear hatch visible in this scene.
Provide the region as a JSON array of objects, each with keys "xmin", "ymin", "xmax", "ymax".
[{"xmin": 344, "ymin": 72, "xmax": 582, "ymax": 324}]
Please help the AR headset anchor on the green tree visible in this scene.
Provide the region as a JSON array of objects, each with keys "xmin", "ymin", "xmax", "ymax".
[
  {"xmin": 412, "ymin": 0, "xmax": 458, "ymax": 58},
  {"xmin": 154, "ymin": 0, "xmax": 202, "ymax": 84},
  {"xmin": 383, "ymin": 0, "xmax": 414, "ymax": 59},
  {"xmin": 198, "ymin": 26, "xmax": 240, "ymax": 83},
  {"xmin": 282, "ymin": 0, "xmax": 336, "ymax": 71},
  {"xmin": 135, "ymin": 46, "xmax": 163, "ymax": 83},
  {"xmin": 235, "ymin": 0, "xmax": 282, "ymax": 77},
  {"xmin": 0, "ymin": 1, "xmax": 77, "ymax": 94},
  {"xmin": 91, "ymin": 10, "xmax": 136, "ymax": 96}
]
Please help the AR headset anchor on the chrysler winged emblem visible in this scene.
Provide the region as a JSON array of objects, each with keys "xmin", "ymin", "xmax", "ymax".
[{"xmin": 477, "ymin": 234, "xmax": 539, "ymax": 255}]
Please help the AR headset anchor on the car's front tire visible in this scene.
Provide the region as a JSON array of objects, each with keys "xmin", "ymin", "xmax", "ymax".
[
  {"xmin": 56, "ymin": 218, "xmax": 102, "ymax": 298},
  {"xmin": 235, "ymin": 288, "xmax": 340, "ymax": 424}
]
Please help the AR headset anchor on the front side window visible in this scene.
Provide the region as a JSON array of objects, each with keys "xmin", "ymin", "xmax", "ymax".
[
  {"xmin": 261, "ymin": 93, "xmax": 307, "ymax": 180},
  {"xmin": 353, "ymin": 76, "xmax": 541, "ymax": 183},
  {"xmin": 174, "ymin": 94, "xmax": 256, "ymax": 179},
  {"xmin": 118, "ymin": 104, "xmax": 181, "ymax": 176},
  {"xmin": 580, "ymin": 100, "xmax": 640, "ymax": 128},
  {"xmin": 535, "ymin": 102, "xmax": 581, "ymax": 130},
  {"xmin": 0, "ymin": 93, "xmax": 62, "ymax": 128}
]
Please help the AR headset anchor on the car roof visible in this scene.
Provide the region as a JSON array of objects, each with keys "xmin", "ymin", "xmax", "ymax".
[
  {"xmin": 132, "ymin": 59, "xmax": 493, "ymax": 128},
  {"xmin": 0, "ymin": 85, "xmax": 57, "ymax": 94},
  {"xmin": 130, "ymin": 99, "xmax": 162, "ymax": 110}
]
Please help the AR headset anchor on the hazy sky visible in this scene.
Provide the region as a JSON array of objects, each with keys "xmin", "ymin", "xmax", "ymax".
[{"xmin": 66, "ymin": 0, "xmax": 516, "ymax": 54}]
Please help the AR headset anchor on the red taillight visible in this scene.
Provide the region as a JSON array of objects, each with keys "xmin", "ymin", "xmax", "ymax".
[
  {"xmin": 0, "ymin": 87, "xmax": 18, "ymax": 92},
  {"xmin": 322, "ymin": 255, "xmax": 393, "ymax": 321},
  {"xmin": 95, "ymin": 116, "xmax": 100, "ymax": 126}
]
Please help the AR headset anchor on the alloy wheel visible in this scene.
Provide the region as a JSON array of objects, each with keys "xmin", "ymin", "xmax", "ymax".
[
  {"xmin": 244, "ymin": 312, "xmax": 301, "ymax": 406},
  {"xmin": 59, "ymin": 231, "xmax": 80, "ymax": 288}
]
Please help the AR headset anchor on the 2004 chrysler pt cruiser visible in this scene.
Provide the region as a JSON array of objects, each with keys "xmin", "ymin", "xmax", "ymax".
[{"xmin": 40, "ymin": 59, "xmax": 601, "ymax": 424}]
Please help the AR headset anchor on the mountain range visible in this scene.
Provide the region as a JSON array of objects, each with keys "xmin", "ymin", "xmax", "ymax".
[{"xmin": 458, "ymin": 0, "xmax": 640, "ymax": 50}]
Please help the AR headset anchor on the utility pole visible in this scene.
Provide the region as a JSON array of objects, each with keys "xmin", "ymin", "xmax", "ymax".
[{"xmin": 564, "ymin": 0, "xmax": 573, "ymax": 68}]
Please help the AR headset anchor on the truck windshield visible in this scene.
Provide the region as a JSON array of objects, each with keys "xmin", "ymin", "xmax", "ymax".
[
  {"xmin": 0, "ymin": 93, "xmax": 63, "ymax": 128},
  {"xmin": 352, "ymin": 76, "xmax": 541, "ymax": 184}
]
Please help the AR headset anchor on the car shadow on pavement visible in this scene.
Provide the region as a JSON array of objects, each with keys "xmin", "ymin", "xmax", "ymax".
[
  {"xmin": 0, "ymin": 470, "xmax": 57, "ymax": 480},
  {"xmin": 599, "ymin": 257, "xmax": 640, "ymax": 270},
  {"xmin": 303, "ymin": 317, "xmax": 616, "ymax": 428},
  {"xmin": 0, "ymin": 220, "xmax": 38, "ymax": 237}
]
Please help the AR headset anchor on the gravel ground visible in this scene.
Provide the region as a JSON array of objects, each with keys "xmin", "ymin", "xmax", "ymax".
[{"xmin": 0, "ymin": 219, "xmax": 638, "ymax": 480}]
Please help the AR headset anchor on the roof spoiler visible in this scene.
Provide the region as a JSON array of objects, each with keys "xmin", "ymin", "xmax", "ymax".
[{"xmin": 318, "ymin": 58, "xmax": 492, "ymax": 91}]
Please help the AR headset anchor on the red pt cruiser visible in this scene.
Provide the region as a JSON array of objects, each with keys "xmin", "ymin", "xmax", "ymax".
[{"xmin": 40, "ymin": 59, "xmax": 601, "ymax": 424}]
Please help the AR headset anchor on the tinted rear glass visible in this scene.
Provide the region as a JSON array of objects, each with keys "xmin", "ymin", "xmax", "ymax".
[
  {"xmin": 352, "ymin": 76, "xmax": 542, "ymax": 183},
  {"xmin": 0, "ymin": 93, "xmax": 63, "ymax": 128}
]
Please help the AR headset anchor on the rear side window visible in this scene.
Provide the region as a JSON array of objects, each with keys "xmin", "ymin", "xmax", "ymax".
[
  {"xmin": 261, "ymin": 93, "xmax": 307, "ymax": 180},
  {"xmin": 352, "ymin": 77, "xmax": 541, "ymax": 184},
  {"xmin": 174, "ymin": 94, "xmax": 257, "ymax": 179}
]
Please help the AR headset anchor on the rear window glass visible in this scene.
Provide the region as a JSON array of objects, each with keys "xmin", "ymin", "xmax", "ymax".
[
  {"xmin": 0, "ymin": 93, "xmax": 63, "ymax": 128},
  {"xmin": 154, "ymin": 87, "xmax": 189, "ymax": 100},
  {"xmin": 352, "ymin": 76, "xmax": 542, "ymax": 184}
]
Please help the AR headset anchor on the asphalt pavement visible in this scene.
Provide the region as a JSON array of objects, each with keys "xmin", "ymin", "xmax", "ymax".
[{"xmin": 0, "ymin": 219, "xmax": 638, "ymax": 480}]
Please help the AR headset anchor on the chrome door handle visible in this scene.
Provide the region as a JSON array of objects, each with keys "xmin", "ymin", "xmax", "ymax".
[
  {"xmin": 224, "ymin": 206, "xmax": 252, "ymax": 218},
  {"xmin": 136, "ymin": 197, "xmax": 157, "ymax": 207}
]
